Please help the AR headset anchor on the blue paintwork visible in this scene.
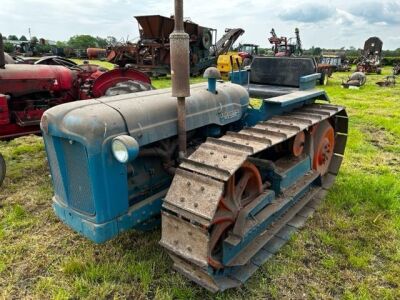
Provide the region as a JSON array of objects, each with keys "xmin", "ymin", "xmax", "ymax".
[
  {"xmin": 299, "ymin": 73, "xmax": 321, "ymax": 90},
  {"xmin": 207, "ymin": 78, "xmax": 217, "ymax": 93},
  {"xmin": 43, "ymin": 68, "xmax": 327, "ymax": 244},
  {"xmin": 243, "ymin": 89, "xmax": 329, "ymax": 127},
  {"xmin": 230, "ymin": 70, "xmax": 249, "ymax": 85},
  {"xmin": 270, "ymin": 156, "xmax": 311, "ymax": 193},
  {"xmin": 52, "ymin": 189, "xmax": 165, "ymax": 243}
]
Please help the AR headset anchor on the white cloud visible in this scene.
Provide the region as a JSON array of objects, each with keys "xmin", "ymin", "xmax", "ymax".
[{"xmin": 1, "ymin": 0, "xmax": 399, "ymax": 49}]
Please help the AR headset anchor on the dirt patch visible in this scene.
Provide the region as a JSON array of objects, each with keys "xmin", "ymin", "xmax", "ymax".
[{"xmin": 361, "ymin": 126, "xmax": 396, "ymax": 150}]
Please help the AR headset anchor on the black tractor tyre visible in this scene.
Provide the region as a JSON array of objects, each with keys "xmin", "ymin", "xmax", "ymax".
[
  {"xmin": 319, "ymin": 71, "xmax": 329, "ymax": 85},
  {"xmin": 0, "ymin": 153, "xmax": 6, "ymax": 187},
  {"xmin": 104, "ymin": 80, "xmax": 154, "ymax": 97},
  {"xmin": 242, "ymin": 58, "xmax": 252, "ymax": 67}
]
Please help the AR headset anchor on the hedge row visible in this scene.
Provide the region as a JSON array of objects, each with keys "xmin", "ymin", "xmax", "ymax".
[{"xmin": 347, "ymin": 56, "xmax": 400, "ymax": 66}]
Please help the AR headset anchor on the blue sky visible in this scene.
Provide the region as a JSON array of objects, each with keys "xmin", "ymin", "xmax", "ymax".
[{"xmin": 1, "ymin": 0, "xmax": 399, "ymax": 49}]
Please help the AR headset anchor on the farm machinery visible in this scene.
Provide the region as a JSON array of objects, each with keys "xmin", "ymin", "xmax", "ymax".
[
  {"xmin": 356, "ymin": 37, "xmax": 383, "ymax": 74},
  {"xmin": 319, "ymin": 52, "xmax": 351, "ymax": 72},
  {"xmin": 0, "ymin": 34, "xmax": 152, "ymax": 186},
  {"xmin": 107, "ymin": 15, "xmax": 242, "ymax": 77},
  {"xmin": 268, "ymin": 28, "xmax": 303, "ymax": 57},
  {"xmin": 41, "ymin": 0, "xmax": 348, "ymax": 292},
  {"xmin": 217, "ymin": 41, "xmax": 260, "ymax": 79}
]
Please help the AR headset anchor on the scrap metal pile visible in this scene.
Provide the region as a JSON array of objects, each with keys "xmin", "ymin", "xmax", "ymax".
[
  {"xmin": 356, "ymin": 37, "xmax": 383, "ymax": 74},
  {"xmin": 319, "ymin": 52, "xmax": 351, "ymax": 72},
  {"xmin": 106, "ymin": 15, "xmax": 244, "ymax": 77}
]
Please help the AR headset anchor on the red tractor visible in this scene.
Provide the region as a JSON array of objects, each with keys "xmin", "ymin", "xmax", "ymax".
[{"xmin": 0, "ymin": 34, "xmax": 152, "ymax": 186}]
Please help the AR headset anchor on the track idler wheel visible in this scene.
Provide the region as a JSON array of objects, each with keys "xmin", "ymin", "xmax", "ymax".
[
  {"xmin": 313, "ymin": 120, "xmax": 335, "ymax": 176},
  {"xmin": 0, "ymin": 152, "xmax": 6, "ymax": 187},
  {"xmin": 208, "ymin": 161, "xmax": 262, "ymax": 269}
]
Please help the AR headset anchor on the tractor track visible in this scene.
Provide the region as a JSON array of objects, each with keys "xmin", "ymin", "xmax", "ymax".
[{"xmin": 160, "ymin": 103, "xmax": 348, "ymax": 292}]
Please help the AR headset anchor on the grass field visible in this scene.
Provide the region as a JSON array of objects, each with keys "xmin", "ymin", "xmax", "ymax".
[{"xmin": 0, "ymin": 67, "xmax": 399, "ymax": 299}]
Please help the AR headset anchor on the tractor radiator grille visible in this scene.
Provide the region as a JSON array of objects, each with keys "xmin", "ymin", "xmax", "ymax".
[
  {"xmin": 60, "ymin": 139, "xmax": 95, "ymax": 215},
  {"xmin": 47, "ymin": 136, "xmax": 95, "ymax": 216}
]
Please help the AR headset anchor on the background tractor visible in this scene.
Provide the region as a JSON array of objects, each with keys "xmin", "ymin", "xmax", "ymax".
[{"xmin": 0, "ymin": 33, "xmax": 152, "ymax": 187}]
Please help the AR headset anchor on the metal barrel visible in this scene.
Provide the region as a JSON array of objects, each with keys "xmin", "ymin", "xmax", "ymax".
[
  {"xmin": 170, "ymin": 0, "xmax": 190, "ymax": 157},
  {"xmin": 0, "ymin": 34, "xmax": 5, "ymax": 69}
]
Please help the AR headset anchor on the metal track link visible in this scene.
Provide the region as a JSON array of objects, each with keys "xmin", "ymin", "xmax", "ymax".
[{"xmin": 160, "ymin": 103, "xmax": 348, "ymax": 292}]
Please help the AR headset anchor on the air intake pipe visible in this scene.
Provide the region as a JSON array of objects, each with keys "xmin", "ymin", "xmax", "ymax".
[{"xmin": 170, "ymin": 0, "xmax": 190, "ymax": 158}]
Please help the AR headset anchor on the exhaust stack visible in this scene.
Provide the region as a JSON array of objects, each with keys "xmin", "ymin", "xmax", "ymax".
[
  {"xmin": 0, "ymin": 34, "xmax": 5, "ymax": 69},
  {"xmin": 170, "ymin": 0, "xmax": 190, "ymax": 157}
]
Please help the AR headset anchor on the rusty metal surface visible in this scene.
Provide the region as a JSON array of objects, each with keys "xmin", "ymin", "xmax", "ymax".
[
  {"xmin": 170, "ymin": 0, "xmax": 190, "ymax": 156},
  {"xmin": 160, "ymin": 212, "xmax": 210, "ymax": 268},
  {"xmin": 161, "ymin": 103, "xmax": 349, "ymax": 291},
  {"xmin": 180, "ymin": 140, "xmax": 250, "ymax": 181},
  {"xmin": 163, "ymin": 168, "xmax": 224, "ymax": 223}
]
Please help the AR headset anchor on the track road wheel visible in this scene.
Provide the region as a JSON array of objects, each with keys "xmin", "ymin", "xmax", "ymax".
[
  {"xmin": 208, "ymin": 161, "xmax": 262, "ymax": 269},
  {"xmin": 313, "ymin": 120, "xmax": 335, "ymax": 176},
  {"xmin": 0, "ymin": 153, "xmax": 5, "ymax": 187},
  {"xmin": 104, "ymin": 80, "xmax": 153, "ymax": 96}
]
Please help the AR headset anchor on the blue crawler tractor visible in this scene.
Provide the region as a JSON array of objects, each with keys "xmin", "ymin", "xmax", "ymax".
[{"xmin": 40, "ymin": 0, "xmax": 348, "ymax": 292}]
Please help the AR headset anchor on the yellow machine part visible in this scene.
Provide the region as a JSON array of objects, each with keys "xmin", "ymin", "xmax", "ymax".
[{"xmin": 217, "ymin": 52, "xmax": 243, "ymax": 80}]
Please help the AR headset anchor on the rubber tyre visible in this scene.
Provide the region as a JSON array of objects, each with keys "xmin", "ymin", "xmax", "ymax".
[
  {"xmin": 319, "ymin": 71, "xmax": 328, "ymax": 85},
  {"xmin": 0, "ymin": 153, "xmax": 6, "ymax": 187},
  {"xmin": 242, "ymin": 58, "xmax": 252, "ymax": 67}
]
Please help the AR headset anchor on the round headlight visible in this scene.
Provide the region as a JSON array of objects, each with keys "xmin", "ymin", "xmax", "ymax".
[{"xmin": 111, "ymin": 135, "xmax": 139, "ymax": 163}]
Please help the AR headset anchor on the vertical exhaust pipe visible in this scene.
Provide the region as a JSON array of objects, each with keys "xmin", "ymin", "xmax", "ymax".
[
  {"xmin": 170, "ymin": 0, "xmax": 190, "ymax": 158},
  {"xmin": 0, "ymin": 34, "xmax": 5, "ymax": 69}
]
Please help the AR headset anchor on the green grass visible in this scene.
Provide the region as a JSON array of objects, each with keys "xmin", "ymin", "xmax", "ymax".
[{"xmin": 0, "ymin": 67, "xmax": 399, "ymax": 299}]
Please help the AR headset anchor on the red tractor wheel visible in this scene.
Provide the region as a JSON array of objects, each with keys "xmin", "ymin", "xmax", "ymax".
[
  {"xmin": 313, "ymin": 120, "xmax": 335, "ymax": 176},
  {"xmin": 208, "ymin": 161, "xmax": 263, "ymax": 269}
]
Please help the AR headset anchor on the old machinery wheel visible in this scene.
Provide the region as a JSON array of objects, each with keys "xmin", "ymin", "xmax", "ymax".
[
  {"xmin": 319, "ymin": 71, "xmax": 329, "ymax": 85},
  {"xmin": 292, "ymin": 131, "xmax": 306, "ymax": 157},
  {"xmin": 0, "ymin": 153, "xmax": 6, "ymax": 187},
  {"xmin": 313, "ymin": 120, "xmax": 335, "ymax": 176},
  {"xmin": 104, "ymin": 80, "xmax": 153, "ymax": 96},
  {"xmin": 242, "ymin": 58, "xmax": 252, "ymax": 67},
  {"xmin": 202, "ymin": 31, "xmax": 212, "ymax": 50},
  {"xmin": 349, "ymin": 72, "xmax": 367, "ymax": 86},
  {"xmin": 208, "ymin": 161, "xmax": 262, "ymax": 269}
]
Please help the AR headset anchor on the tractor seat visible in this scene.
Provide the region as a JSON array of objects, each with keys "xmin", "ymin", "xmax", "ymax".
[{"xmin": 244, "ymin": 56, "xmax": 318, "ymax": 99}]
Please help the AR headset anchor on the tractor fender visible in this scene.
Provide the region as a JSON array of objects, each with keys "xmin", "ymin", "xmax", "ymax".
[{"xmin": 91, "ymin": 68, "xmax": 152, "ymax": 98}]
